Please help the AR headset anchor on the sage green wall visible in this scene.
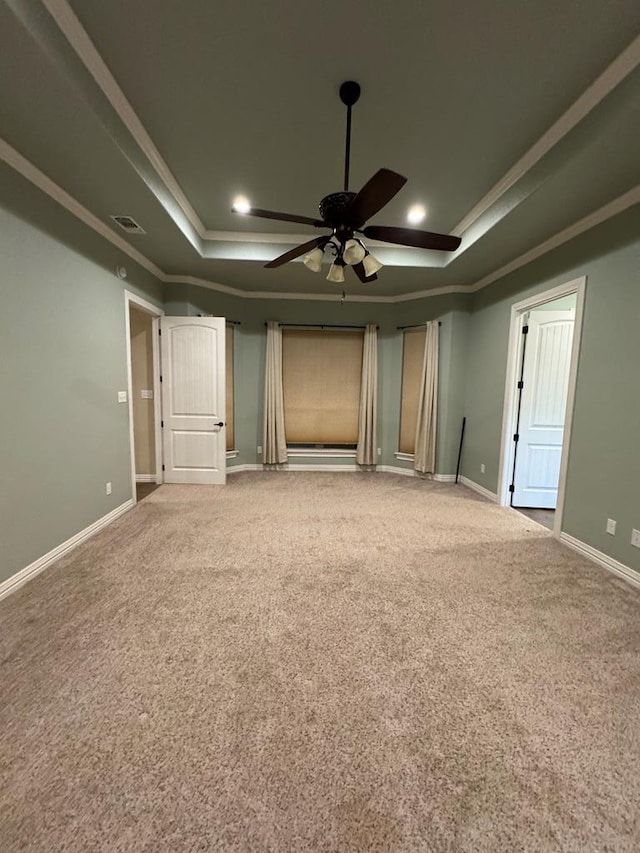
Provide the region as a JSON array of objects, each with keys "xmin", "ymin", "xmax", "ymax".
[
  {"xmin": 0, "ymin": 200, "xmax": 163, "ymax": 585},
  {"xmin": 461, "ymin": 208, "xmax": 640, "ymax": 570},
  {"xmin": 163, "ymin": 284, "xmax": 472, "ymax": 473}
]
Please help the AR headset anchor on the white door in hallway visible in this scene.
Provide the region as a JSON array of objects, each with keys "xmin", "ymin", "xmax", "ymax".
[
  {"xmin": 160, "ymin": 317, "xmax": 226, "ymax": 484},
  {"xmin": 512, "ymin": 310, "xmax": 574, "ymax": 509}
]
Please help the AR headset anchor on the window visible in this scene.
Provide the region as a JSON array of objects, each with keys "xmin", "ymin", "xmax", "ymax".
[
  {"xmin": 226, "ymin": 324, "xmax": 235, "ymax": 451},
  {"xmin": 398, "ymin": 327, "xmax": 426, "ymax": 454},
  {"xmin": 282, "ymin": 329, "xmax": 363, "ymax": 447}
]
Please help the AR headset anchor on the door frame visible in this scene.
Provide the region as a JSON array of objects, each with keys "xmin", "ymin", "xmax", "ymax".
[
  {"xmin": 124, "ymin": 291, "xmax": 164, "ymax": 504},
  {"xmin": 497, "ymin": 276, "xmax": 586, "ymax": 538}
]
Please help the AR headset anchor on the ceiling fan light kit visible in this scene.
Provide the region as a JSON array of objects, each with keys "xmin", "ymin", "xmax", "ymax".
[
  {"xmin": 362, "ymin": 253, "xmax": 383, "ymax": 278},
  {"xmin": 343, "ymin": 239, "xmax": 366, "ymax": 265},
  {"xmin": 302, "ymin": 246, "xmax": 325, "ymax": 272},
  {"xmin": 326, "ymin": 261, "xmax": 346, "ymax": 283},
  {"xmin": 232, "ymin": 80, "xmax": 461, "ymax": 287}
]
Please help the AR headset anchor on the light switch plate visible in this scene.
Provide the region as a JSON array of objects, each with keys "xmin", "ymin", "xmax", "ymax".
[
  {"xmin": 140, "ymin": 389, "xmax": 153, "ymax": 399},
  {"xmin": 631, "ymin": 529, "xmax": 640, "ymax": 548},
  {"xmin": 117, "ymin": 391, "xmax": 127, "ymax": 403},
  {"xmin": 606, "ymin": 518, "xmax": 616, "ymax": 535}
]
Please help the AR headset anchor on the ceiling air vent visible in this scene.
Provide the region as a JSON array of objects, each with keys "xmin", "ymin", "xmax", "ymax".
[{"xmin": 110, "ymin": 215, "xmax": 146, "ymax": 234}]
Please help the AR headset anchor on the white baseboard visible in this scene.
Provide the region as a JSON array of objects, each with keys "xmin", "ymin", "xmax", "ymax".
[
  {"xmin": 275, "ymin": 463, "xmax": 361, "ymax": 472},
  {"xmin": 377, "ymin": 465, "xmax": 416, "ymax": 477},
  {"xmin": 228, "ymin": 462, "xmax": 456, "ymax": 479},
  {"xmin": 559, "ymin": 532, "xmax": 640, "ymax": 590},
  {"xmin": 459, "ymin": 476, "xmax": 499, "ymax": 502},
  {"xmin": 135, "ymin": 474, "xmax": 157, "ymax": 483},
  {"xmin": 0, "ymin": 500, "xmax": 134, "ymax": 602},
  {"xmin": 377, "ymin": 466, "xmax": 457, "ymax": 481}
]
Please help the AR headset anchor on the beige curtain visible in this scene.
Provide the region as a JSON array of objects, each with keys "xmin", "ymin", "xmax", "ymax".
[
  {"xmin": 263, "ymin": 321, "xmax": 288, "ymax": 464},
  {"xmin": 414, "ymin": 321, "xmax": 438, "ymax": 474},
  {"xmin": 356, "ymin": 324, "xmax": 378, "ymax": 466}
]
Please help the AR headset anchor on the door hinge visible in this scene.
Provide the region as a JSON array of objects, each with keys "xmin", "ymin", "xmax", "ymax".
[
  {"xmin": 161, "ymin": 420, "xmax": 164, "ymax": 428},
  {"xmin": 162, "ymin": 464, "xmax": 165, "ymax": 471},
  {"xmin": 517, "ymin": 380, "xmax": 524, "ymax": 390},
  {"xmin": 508, "ymin": 484, "xmax": 515, "ymax": 493},
  {"xmin": 513, "ymin": 433, "xmax": 520, "ymax": 442},
  {"xmin": 158, "ymin": 328, "xmax": 161, "ymax": 336},
  {"xmin": 160, "ymin": 375, "xmax": 163, "ymax": 383},
  {"xmin": 522, "ymin": 324, "xmax": 529, "ymax": 335}
]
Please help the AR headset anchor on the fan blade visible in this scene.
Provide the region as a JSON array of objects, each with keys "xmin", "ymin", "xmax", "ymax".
[
  {"xmin": 234, "ymin": 206, "xmax": 324, "ymax": 228},
  {"xmin": 345, "ymin": 169, "xmax": 407, "ymax": 227},
  {"xmin": 264, "ymin": 236, "xmax": 327, "ymax": 269},
  {"xmin": 352, "ymin": 262, "xmax": 377, "ymax": 283},
  {"xmin": 362, "ymin": 225, "xmax": 461, "ymax": 252}
]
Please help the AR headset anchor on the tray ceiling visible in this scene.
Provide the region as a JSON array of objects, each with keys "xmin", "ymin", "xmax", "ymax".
[{"xmin": 1, "ymin": 0, "xmax": 639, "ymax": 299}]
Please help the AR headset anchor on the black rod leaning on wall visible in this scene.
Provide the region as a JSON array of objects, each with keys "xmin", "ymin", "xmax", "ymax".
[
  {"xmin": 396, "ymin": 321, "xmax": 442, "ymax": 330},
  {"xmin": 265, "ymin": 323, "xmax": 378, "ymax": 330}
]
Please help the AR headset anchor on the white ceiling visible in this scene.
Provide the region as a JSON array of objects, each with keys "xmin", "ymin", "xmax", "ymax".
[{"xmin": 1, "ymin": 0, "xmax": 639, "ymax": 299}]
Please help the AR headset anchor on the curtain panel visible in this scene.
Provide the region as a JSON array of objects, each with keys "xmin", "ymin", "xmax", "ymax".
[
  {"xmin": 356, "ymin": 324, "xmax": 378, "ymax": 466},
  {"xmin": 263, "ymin": 321, "xmax": 288, "ymax": 464},
  {"xmin": 414, "ymin": 321, "xmax": 439, "ymax": 474}
]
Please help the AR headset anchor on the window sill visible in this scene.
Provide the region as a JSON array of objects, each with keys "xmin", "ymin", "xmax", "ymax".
[
  {"xmin": 226, "ymin": 450, "xmax": 239, "ymax": 459},
  {"xmin": 287, "ymin": 447, "xmax": 357, "ymax": 458},
  {"xmin": 394, "ymin": 452, "xmax": 414, "ymax": 462}
]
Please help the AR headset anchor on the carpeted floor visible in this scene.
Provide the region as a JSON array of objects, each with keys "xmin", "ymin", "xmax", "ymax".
[{"xmin": 1, "ymin": 473, "xmax": 639, "ymax": 852}]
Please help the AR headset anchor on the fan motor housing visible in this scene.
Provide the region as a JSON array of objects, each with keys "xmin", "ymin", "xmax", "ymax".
[{"xmin": 319, "ymin": 192, "xmax": 356, "ymax": 228}]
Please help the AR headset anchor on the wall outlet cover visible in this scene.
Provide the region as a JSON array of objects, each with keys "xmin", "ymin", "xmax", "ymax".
[
  {"xmin": 257, "ymin": 446, "xmax": 262, "ymax": 454},
  {"xmin": 606, "ymin": 518, "xmax": 617, "ymax": 535},
  {"xmin": 117, "ymin": 391, "xmax": 127, "ymax": 403},
  {"xmin": 631, "ymin": 529, "xmax": 640, "ymax": 548},
  {"xmin": 106, "ymin": 482, "xmax": 112, "ymax": 495},
  {"xmin": 480, "ymin": 463, "xmax": 486, "ymax": 474}
]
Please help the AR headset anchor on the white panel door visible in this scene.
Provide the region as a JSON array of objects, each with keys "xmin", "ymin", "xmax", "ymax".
[
  {"xmin": 160, "ymin": 317, "xmax": 226, "ymax": 485},
  {"xmin": 512, "ymin": 311, "xmax": 574, "ymax": 508}
]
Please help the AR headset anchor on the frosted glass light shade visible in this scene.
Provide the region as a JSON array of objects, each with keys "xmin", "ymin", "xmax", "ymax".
[
  {"xmin": 303, "ymin": 247, "xmax": 324, "ymax": 272},
  {"xmin": 326, "ymin": 262, "xmax": 345, "ymax": 283},
  {"xmin": 362, "ymin": 253, "xmax": 383, "ymax": 277},
  {"xmin": 342, "ymin": 239, "xmax": 366, "ymax": 265}
]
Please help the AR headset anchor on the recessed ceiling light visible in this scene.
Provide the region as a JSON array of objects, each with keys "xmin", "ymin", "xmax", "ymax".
[
  {"xmin": 407, "ymin": 204, "xmax": 426, "ymax": 225},
  {"xmin": 232, "ymin": 195, "xmax": 251, "ymax": 214}
]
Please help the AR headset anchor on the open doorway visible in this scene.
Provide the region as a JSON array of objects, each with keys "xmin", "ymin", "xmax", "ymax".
[
  {"xmin": 124, "ymin": 292, "xmax": 163, "ymax": 504},
  {"xmin": 498, "ymin": 278, "xmax": 585, "ymax": 537}
]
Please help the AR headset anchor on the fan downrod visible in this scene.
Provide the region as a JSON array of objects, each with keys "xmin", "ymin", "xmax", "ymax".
[{"xmin": 339, "ymin": 81, "xmax": 361, "ymax": 107}]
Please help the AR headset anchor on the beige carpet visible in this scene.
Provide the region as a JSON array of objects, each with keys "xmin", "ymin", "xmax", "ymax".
[{"xmin": 1, "ymin": 473, "xmax": 639, "ymax": 852}]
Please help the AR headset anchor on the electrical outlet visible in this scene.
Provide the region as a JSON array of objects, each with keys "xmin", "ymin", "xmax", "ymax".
[
  {"xmin": 257, "ymin": 445, "xmax": 262, "ymax": 454},
  {"xmin": 606, "ymin": 518, "xmax": 616, "ymax": 535},
  {"xmin": 480, "ymin": 463, "xmax": 486, "ymax": 474},
  {"xmin": 377, "ymin": 447, "xmax": 381, "ymax": 457},
  {"xmin": 106, "ymin": 482, "xmax": 112, "ymax": 495},
  {"xmin": 631, "ymin": 529, "xmax": 640, "ymax": 548}
]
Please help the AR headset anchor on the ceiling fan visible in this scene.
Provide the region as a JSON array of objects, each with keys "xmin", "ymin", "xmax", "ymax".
[{"xmin": 232, "ymin": 81, "xmax": 461, "ymax": 284}]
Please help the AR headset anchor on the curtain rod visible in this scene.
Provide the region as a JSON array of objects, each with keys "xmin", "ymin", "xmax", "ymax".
[
  {"xmin": 396, "ymin": 321, "xmax": 442, "ymax": 330},
  {"xmin": 266, "ymin": 323, "xmax": 378, "ymax": 330},
  {"xmin": 194, "ymin": 316, "xmax": 241, "ymax": 324}
]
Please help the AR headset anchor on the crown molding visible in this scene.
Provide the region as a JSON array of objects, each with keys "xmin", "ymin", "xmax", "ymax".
[
  {"xmin": 2, "ymin": 140, "xmax": 638, "ymax": 305},
  {"xmin": 0, "ymin": 136, "xmax": 164, "ymax": 279},
  {"xmin": 40, "ymin": 0, "xmax": 204, "ymax": 238},
  {"xmin": 469, "ymin": 184, "xmax": 640, "ymax": 293},
  {"xmin": 452, "ymin": 33, "xmax": 640, "ymax": 237},
  {"xmin": 23, "ymin": 0, "xmax": 640, "ymax": 269},
  {"xmin": 163, "ymin": 275, "xmax": 400, "ymax": 303}
]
